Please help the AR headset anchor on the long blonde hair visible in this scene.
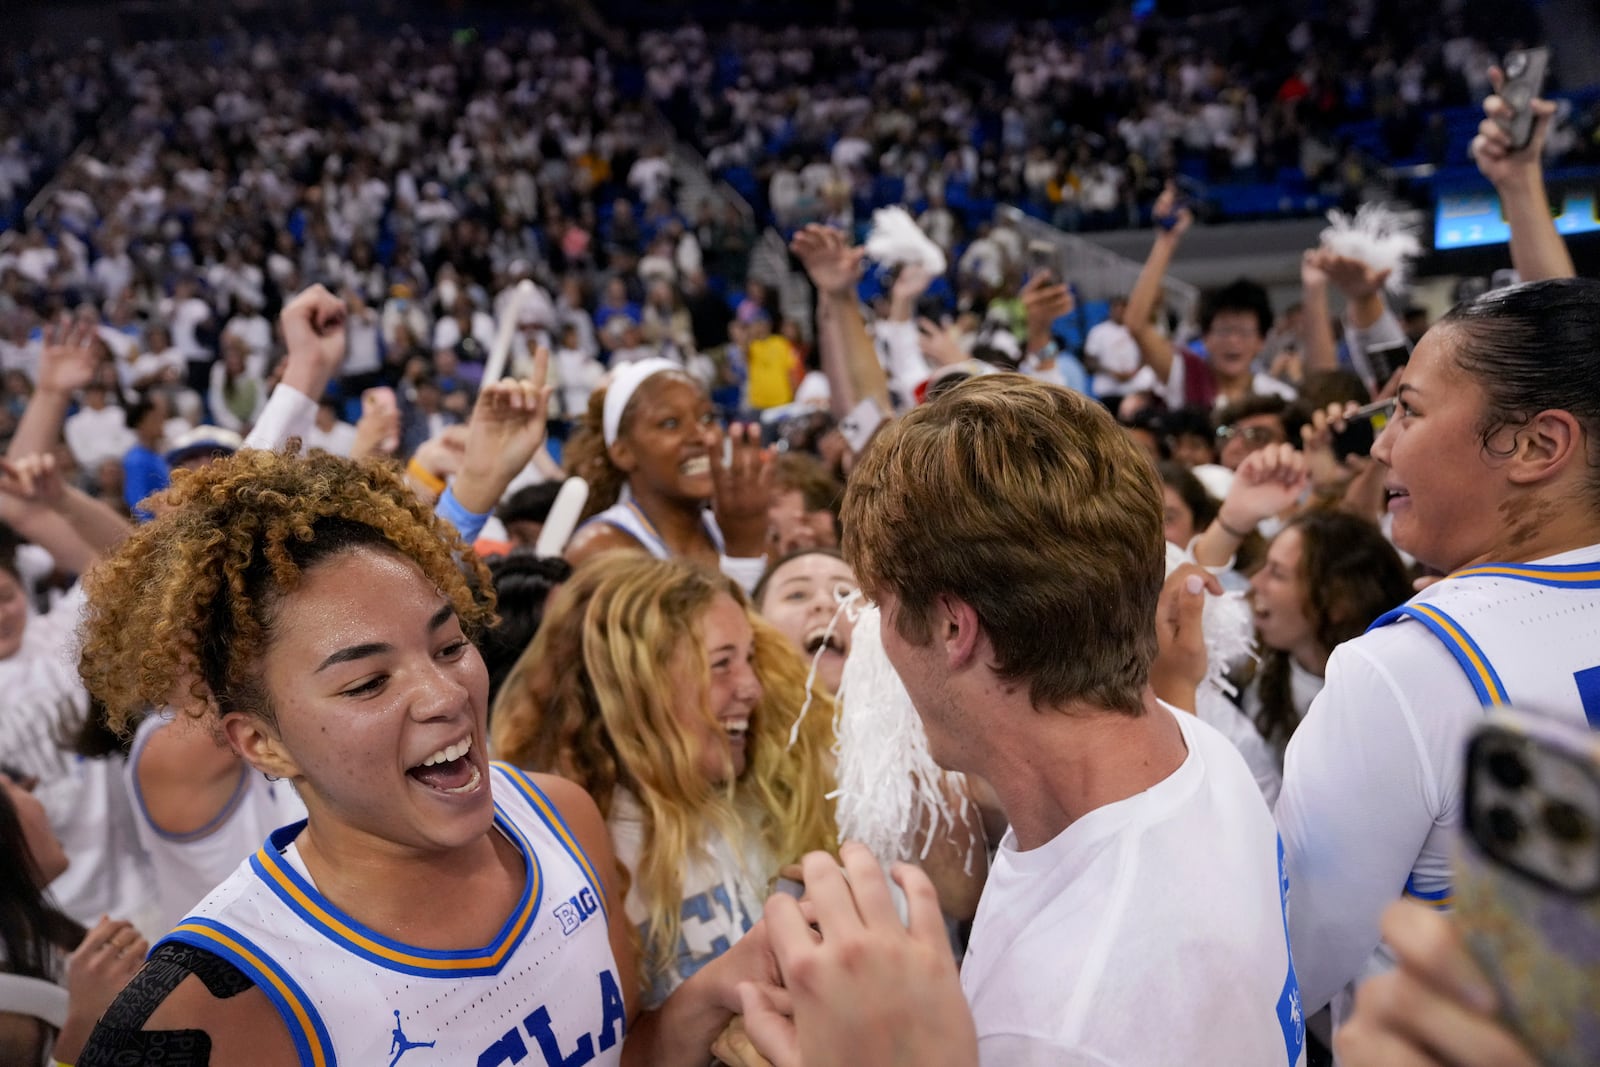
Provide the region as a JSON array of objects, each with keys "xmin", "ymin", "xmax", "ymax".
[{"xmin": 491, "ymin": 553, "xmax": 836, "ymax": 990}]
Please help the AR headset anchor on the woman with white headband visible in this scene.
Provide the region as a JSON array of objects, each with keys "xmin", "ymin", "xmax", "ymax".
[{"xmin": 563, "ymin": 358, "xmax": 772, "ymax": 592}]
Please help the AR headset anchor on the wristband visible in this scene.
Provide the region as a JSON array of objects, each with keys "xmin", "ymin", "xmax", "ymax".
[
  {"xmin": 1215, "ymin": 514, "xmax": 1255, "ymax": 540},
  {"xmin": 435, "ymin": 485, "xmax": 491, "ymax": 543},
  {"xmin": 407, "ymin": 458, "xmax": 447, "ymax": 494}
]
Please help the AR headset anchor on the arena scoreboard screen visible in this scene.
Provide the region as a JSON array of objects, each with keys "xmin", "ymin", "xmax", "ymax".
[{"xmin": 1435, "ymin": 182, "xmax": 1600, "ymax": 250}]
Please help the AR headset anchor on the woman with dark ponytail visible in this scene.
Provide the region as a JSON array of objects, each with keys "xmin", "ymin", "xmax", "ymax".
[{"xmin": 1279, "ymin": 277, "xmax": 1600, "ymax": 1020}]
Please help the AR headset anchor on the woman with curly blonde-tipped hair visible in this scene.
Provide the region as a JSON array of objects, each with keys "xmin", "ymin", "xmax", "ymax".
[
  {"xmin": 73, "ymin": 449, "xmax": 778, "ymax": 1067},
  {"xmin": 491, "ymin": 552, "xmax": 837, "ymax": 1009}
]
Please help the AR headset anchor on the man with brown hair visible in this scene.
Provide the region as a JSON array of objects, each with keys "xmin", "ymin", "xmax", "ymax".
[{"xmin": 841, "ymin": 374, "xmax": 1305, "ymax": 1066}]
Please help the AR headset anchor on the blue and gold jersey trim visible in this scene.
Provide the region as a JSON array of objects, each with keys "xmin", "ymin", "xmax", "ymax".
[
  {"xmin": 1451, "ymin": 560, "xmax": 1600, "ymax": 588},
  {"xmin": 1370, "ymin": 603, "xmax": 1510, "ymax": 708},
  {"xmin": 161, "ymin": 917, "xmax": 337, "ymax": 1067},
  {"xmin": 492, "ymin": 762, "xmax": 610, "ymax": 923},
  {"xmin": 1402, "ymin": 874, "xmax": 1453, "ymax": 911},
  {"xmin": 247, "ymin": 806, "xmax": 542, "ymax": 978}
]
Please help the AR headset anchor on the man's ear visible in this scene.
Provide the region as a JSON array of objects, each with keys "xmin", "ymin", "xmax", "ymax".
[
  {"xmin": 936, "ymin": 593, "xmax": 982, "ymax": 672},
  {"xmin": 223, "ymin": 712, "xmax": 301, "ymax": 781}
]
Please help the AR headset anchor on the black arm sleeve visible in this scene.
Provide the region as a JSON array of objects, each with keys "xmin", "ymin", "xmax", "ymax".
[{"xmin": 75, "ymin": 941, "xmax": 255, "ymax": 1067}]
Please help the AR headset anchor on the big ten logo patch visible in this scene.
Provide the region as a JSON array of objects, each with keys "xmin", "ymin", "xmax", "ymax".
[{"xmin": 554, "ymin": 887, "xmax": 601, "ymax": 936}]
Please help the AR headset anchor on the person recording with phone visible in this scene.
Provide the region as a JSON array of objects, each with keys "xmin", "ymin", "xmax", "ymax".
[
  {"xmin": 1275, "ymin": 278, "xmax": 1600, "ymax": 1032},
  {"xmin": 1469, "ymin": 53, "xmax": 1575, "ymax": 284}
]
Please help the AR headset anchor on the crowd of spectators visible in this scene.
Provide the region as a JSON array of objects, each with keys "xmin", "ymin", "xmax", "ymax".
[{"xmin": 643, "ymin": 4, "xmax": 1599, "ymax": 238}]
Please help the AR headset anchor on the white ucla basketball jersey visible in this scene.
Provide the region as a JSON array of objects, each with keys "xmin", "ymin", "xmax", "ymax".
[
  {"xmin": 1367, "ymin": 550, "xmax": 1600, "ymax": 912},
  {"xmin": 156, "ymin": 763, "xmax": 624, "ymax": 1067},
  {"xmin": 1371, "ymin": 553, "xmax": 1600, "ymax": 725},
  {"xmin": 581, "ymin": 500, "xmax": 724, "ymax": 560},
  {"xmin": 128, "ymin": 711, "xmax": 308, "ymax": 937}
]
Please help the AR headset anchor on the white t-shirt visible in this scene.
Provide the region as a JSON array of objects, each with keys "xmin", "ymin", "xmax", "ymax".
[
  {"xmin": 1276, "ymin": 543, "xmax": 1600, "ymax": 1019},
  {"xmin": 606, "ymin": 789, "xmax": 771, "ymax": 1010},
  {"xmin": 63, "ymin": 405, "xmax": 134, "ymax": 469},
  {"xmin": 0, "ymin": 586, "xmax": 159, "ymax": 935},
  {"xmin": 1084, "ymin": 320, "xmax": 1156, "ymax": 398},
  {"xmin": 962, "ymin": 707, "xmax": 1305, "ymax": 1066},
  {"xmin": 303, "ymin": 420, "xmax": 358, "ymax": 457}
]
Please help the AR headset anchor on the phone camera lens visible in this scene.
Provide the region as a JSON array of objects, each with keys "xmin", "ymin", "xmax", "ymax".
[
  {"xmin": 1485, "ymin": 805, "xmax": 1523, "ymax": 847},
  {"xmin": 1506, "ymin": 54, "xmax": 1527, "ymax": 77},
  {"xmin": 1542, "ymin": 801, "xmax": 1590, "ymax": 844},
  {"xmin": 1486, "ymin": 748, "xmax": 1531, "ymax": 790}
]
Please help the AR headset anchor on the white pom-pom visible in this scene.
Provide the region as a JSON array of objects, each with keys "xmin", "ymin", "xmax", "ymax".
[
  {"xmin": 1201, "ymin": 589, "xmax": 1257, "ymax": 697},
  {"xmin": 830, "ymin": 602, "xmax": 968, "ymax": 869},
  {"xmin": 1164, "ymin": 542, "xmax": 1257, "ymax": 697},
  {"xmin": 865, "ymin": 206, "xmax": 948, "ymax": 275},
  {"xmin": 1318, "ymin": 204, "xmax": 1423, "ymax": 295}
]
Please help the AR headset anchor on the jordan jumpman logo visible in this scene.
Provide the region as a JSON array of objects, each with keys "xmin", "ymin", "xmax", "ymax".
[{"xmin": 389, "ymin": 1009, "xmax": 436, "ymax": 1066}]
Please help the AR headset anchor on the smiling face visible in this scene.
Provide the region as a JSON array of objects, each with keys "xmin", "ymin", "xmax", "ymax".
[
  {"xmin": 758, "ymin": 552, "xmax": 859, "ymax": 694},
  {"xmin": 612, "ymin": 373, "xmax": 719, "ymax": 504},
  {"xmin": 677, "ymin": 592, "xmax": 762, "ymax": 784},
  {"xmin": 234, "ymin": 546, "xmax": 493, "ymax": 855},
  {"xmin": 1203, "ymin": 309, "xmax": 1265, "ymax": 381},
  {"xmin": 1249, "ymin": 527, "xmax": 1317, "ymax": 661},
  {"xmin": 1371, "ymin": 328, "xmax": 1503, "ymax": 572}
]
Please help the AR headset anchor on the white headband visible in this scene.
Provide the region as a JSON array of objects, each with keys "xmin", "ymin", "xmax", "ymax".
[{"xmin": 602, "ymin": 358, "xmax": 684, "ymax": 447}]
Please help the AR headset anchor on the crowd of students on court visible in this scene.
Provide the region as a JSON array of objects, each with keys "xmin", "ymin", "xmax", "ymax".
[{"xmin": 0, "ymin": 32, "xmax": 1594, "ymax": 1067}]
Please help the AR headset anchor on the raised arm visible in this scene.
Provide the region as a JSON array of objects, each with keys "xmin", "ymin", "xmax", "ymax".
[
  {"xmin": 1124, "ymin": 183, "xmax": 1191, "ymax": 384},
  {"xmin": 791, "ymin": 226, "xmax": 891, "ymax": 417},
  {"xmin": 450, "ymin": 347, "xmax": 553, "ymax": 517},
  {"xmin": 1470, "ymin": 64, "xmax": 1575, "ymax": 282},
  {"xmin": 0, "ymin": 453, "xmax": 131, "ymax": 574},
  {"xmin": 9, "ymin": 320, "xmax": 97, "ymax": 460},
  {"xmin": 244, "ymin": 285, "xmax": 347, "ymax": 451},
  {"xmin": 1192, "ymin": 445, "xmax": 1309, "ymax": 569},
  {"xmin": 1298, "ymin": 252, "xmax": 1340, "ymax": 375}
]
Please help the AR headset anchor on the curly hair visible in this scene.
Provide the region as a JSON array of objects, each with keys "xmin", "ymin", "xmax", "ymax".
[
  {"xmin": 490, "ymin": 553, "xmax": 836, "ymax": 993},
  {"xmin": 562, "ymin": 388, "xmax": 628, "ymax": 522},
  {"xmin": 78, "ymin": 448, "xmax": 495, "ymax": 733}
]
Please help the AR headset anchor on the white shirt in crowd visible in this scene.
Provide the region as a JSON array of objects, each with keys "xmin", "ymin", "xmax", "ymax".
[
  {"xmin": 164, "ymin": 296, "xmax": 214, "ymax": 362},
  {"xmin": 606, "ymin": 788, "xmax": 771, "ymax": 1011},
  {"xmin": 304, "ymin": 418, "xmax": 358, "ymax": 457},
  {"xmin": 64, "ymin": 403, "xmax": 135, "ymax": 470},
  {"xmin": 1084, "ymin": 319, "xmax": 1157, "ymax": 399},
  {"xmin": 0, "ymin": 585, "xmax": 159, "ymax": 936},
  {"xmin": 222, "ymin": 311, "xmax": 274, "ymax": 363},
  {"xmin": 963, "ymin": 706, "xmax": 1305, "ymax": 1066},
  {"xmin": 342, "ymin": 308, "xmax": 382, "ymax": 377},
  {"xmin": 553, "ymin": 346, "xmax": 605, "ymax": 419}
]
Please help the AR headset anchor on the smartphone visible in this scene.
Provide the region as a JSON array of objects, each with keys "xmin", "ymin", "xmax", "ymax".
[
  {"xmin": 1365, "ymin": 341, "xmax": 1411, "ymax": 389},
  {"xmin": 1027, "ymin": 241, "xmax": 1057, "ymax": 282},
  {"xmin": 1330, "ymin": 398, "xmax": 1395, "ymax": 462},
  {"xmin": 1454, "ymin": 709, "xmax": 1600, "ymax": 1067},
  {"xmin": 838, "ymin": 397, "xmax": 886, "ymax": 456},
  {"xmin": 1497, "ymin": 47, "xmax": 1551, "ymax": 152}
]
